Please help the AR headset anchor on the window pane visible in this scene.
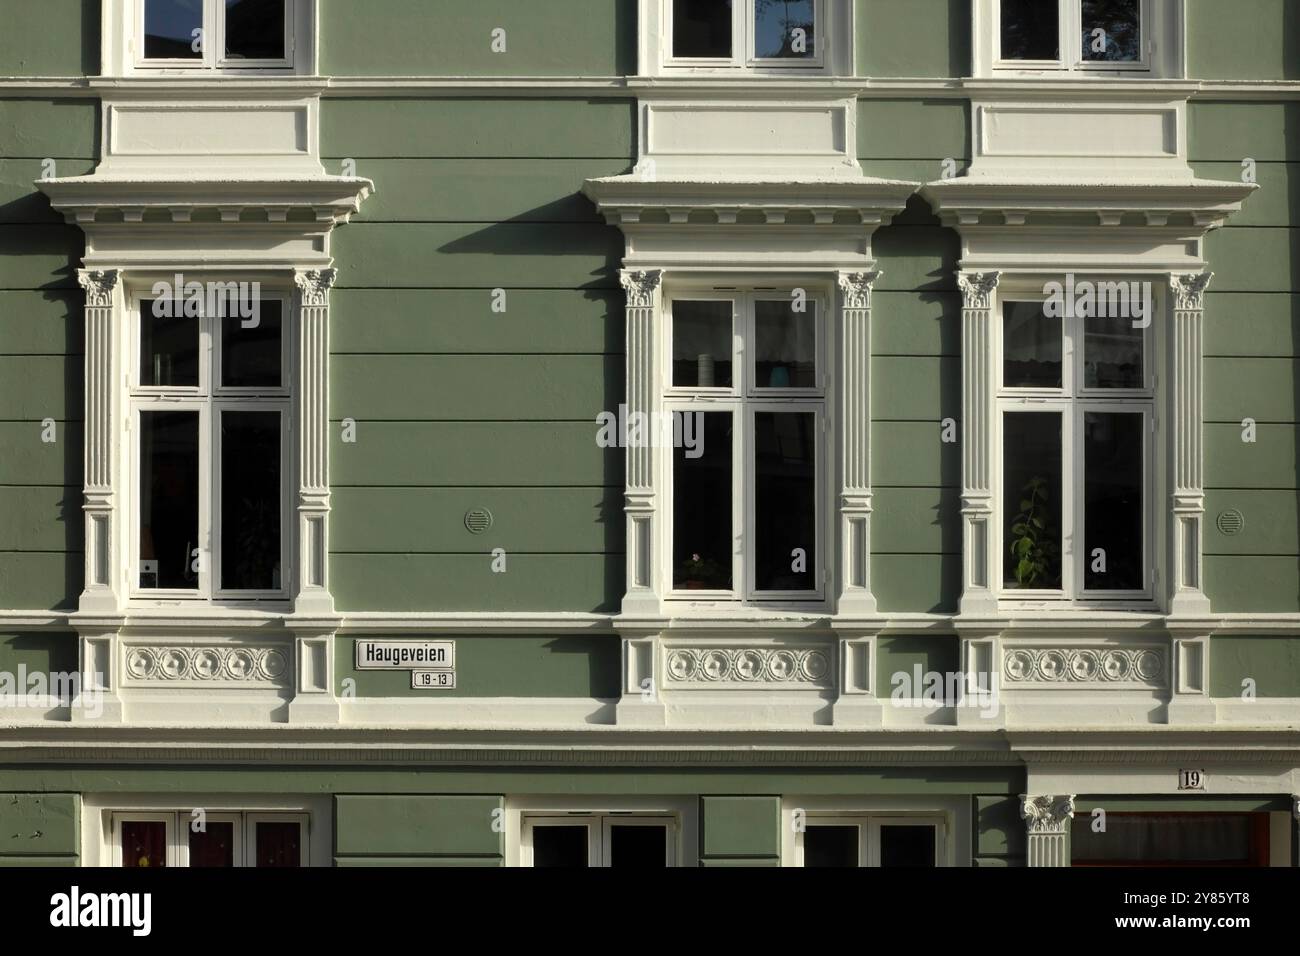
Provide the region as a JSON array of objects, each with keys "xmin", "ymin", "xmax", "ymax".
[
  {"xmin": 755, "ymin": 412, "xmax": 816, "ymax": 592},
  {"xmin": 673, "ymin": 301, "xmax": 733, "ymax": 388},
  {"xmin": 1081, "ymin": 0, "xmax": 1141, "ymax": 62},
  {"xmin": 1084, "ymin": 412, "xmax": 1144, "ymax": 591},
  {"xmin": 532, "ymin": 826, "xmax": 588, "ymax": 867},
  {"xmin": 753, "ymin": 0, "xmax": 815, "ymax": 59},
  {"xmin": 221, "ymin": 411, "xmax": 282, "ymax": 591},
  {"xmin": 140, "ymin": 301, "xmax": 199, "ymax": 387},
  {"xmin": 755, "ymin": 300, "xmax": 816, "ymax": 388},
  {"xmin": 140, "ymin": 411, "xmax": 200, "ymax": 590},
  {"xmin": 609, "ymin": 825, "xmax": 668, "ymax": 867},
  {"xmin": 1001, "ymin": 0, "xmax": 1059, "ymax": 60},
  {"xmin": 673, "ymin": 412, "xmax": 733, "ymax": 590},
  {"xmin": 255, "ymin": 821, "xmax": 300, "ymax": 867},
  {"xmin": 222, "ymin": 300, "xmax": 283, "ymax": 388},
  {"xmin": 879, "ymin": 825, "xmax": 936, "ymax": 867},
  {"xmin": 1003, "ymin": 302, "xmax": 1061, "ymax": 388},
  {"xmin": 225, "ymin": 0, "xmax": 287, "ymax": 60},
  {"xmin": 189, "ymin": 821, "xmax": 235, "ymax": 867},
  {"xmin": 804, "ymin": 826, "xmax": 858, "ymax": 867},
  {"xmin": 1003, "ymin": 412, "xmax": 1062, "ymax": 590},
  {"xmin": 1084, "ymin": 313, "xmax": 1144, "ymax": 388},
  {"xmin": 121, "ymin": 821, "xmax": 167, "ymax": 867},
  {"xmin": 673, "ymin": 0, "xmax": 732, "ymax": 58},
  {"xmin": 144, "ymin": 0, "xmax": 203, "ymax": 59}
]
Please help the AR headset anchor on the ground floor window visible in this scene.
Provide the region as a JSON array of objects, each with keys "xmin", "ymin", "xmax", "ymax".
[
  {"xmin": 799, "ymin": 815, "xmax": 943, "ymax": 867},
  {"xmin": 1070, "ymin": 813, "xmax": 1271, "ymax": 867},
  {"xmin": 113, "ymin": 810, "xmax": 308, "ymax": 867},
  {"xmin": 521, "ymin": 814, "xmax": 676, "ymax": 867}
]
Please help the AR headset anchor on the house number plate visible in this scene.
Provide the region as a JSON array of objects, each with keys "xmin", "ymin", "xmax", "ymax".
[
  {"xmin": 411, "ymin": 671, "xmax": 456, "ymax": 690},
  {"xmin": 1178, "ymin": 770, "xmax": 1206, "ymax": 791}
]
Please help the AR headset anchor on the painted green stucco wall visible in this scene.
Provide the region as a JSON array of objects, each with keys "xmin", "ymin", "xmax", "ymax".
[
  {"xmin": 321, "ymin": 97, "xmax": 633, "ymax": 614},
  {"xmin": 319, "ymin": 0, "xmax": 638, "ymax": 77},
  {"xmin": 1210, "ymin": 636, "xmax": 1300, "ymax": 698},
  {"xmin": 0, "ymin": 793, "xmax": 79, "ymax": 866},
  {"xmin": 1186, "ymin": 0, "xmax": 1300, "ymax": 81},
  {"xmin": 857, "ymin": 0, "xmax": 970, "ymax": 79},
  {"xmin": 1191, "ymin": 102, "xmax": 1300, "ymax": 612},
  {"xmin": 0, "ymin": 98, "xmax": 95, "ymax": 612},
  {"xmin": 0, "ymin": 0, "xmax": 98, "ymax": 77}
]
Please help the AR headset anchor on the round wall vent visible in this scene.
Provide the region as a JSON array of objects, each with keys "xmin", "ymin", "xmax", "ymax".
[
  {"xmin": 464, "ymin": 508, "xmax": 494, "ymax": 534},
  {"xmin": 1216, "ymin": 509, "xmax": 1245, "ymax": 536}
]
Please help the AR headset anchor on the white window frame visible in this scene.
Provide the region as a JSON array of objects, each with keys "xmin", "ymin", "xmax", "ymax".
[
  {"xmin": 108, "ymin": 810, "xmax": 307, "ymax": 867},
  {"xmin": 115, "ymin": 0, "xmax": 310, "ymax": 75},
  {"xmin": 785, "ymin": 802, "xmax": 959, "ymax": 867},
  {"xmin": 519, "ymin": 814, "xmax": 679, "ymax": 867},
  {"xmin": 976, "ymin": 0, "xmax": 1184, "ymax": 77},
  {"xmin": 648, "ymin": 0, "xmax": 848, "ymax": 75},
  {"xmin": 126, "ymin": 284, "xmax": 294, "ymax": 606},
  {"xmin": 506, "ymin": 796, "xmax": 696, "ymax": 867},
  {"xmin": 661, "ymin": 286, "xmax": 830, "ymax": 608},
  {"xmin": 994, "ymin": 284, "xmax": 1156, "ymax": 608}
]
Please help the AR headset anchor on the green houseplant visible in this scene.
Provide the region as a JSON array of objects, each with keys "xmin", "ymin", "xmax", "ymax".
[{"xmin": 1009, "ymin": 476, "xmax": 1059, "ymax": 588}]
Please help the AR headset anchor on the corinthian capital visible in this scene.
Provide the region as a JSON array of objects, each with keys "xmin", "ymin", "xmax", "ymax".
[
  {"xmin": 1170, "ymin": 272, "xmax": 1213, "ymax": 312},
  {"xmin": 620, "ymin": 269, "xmax": 663, "ymax": 309},
  {"xmin": 77, "ymin": 269, "xmax": 120, "ymax": 308},
  {"xmin": 1020, "ymin": 794, "xmax": 1076, "ymax": 835},
  {"xmin": 295, "ymin": 269, "xmax": 338, "ymax": 307},
  {"xmin": 838, "ymin": 270, "xmax": 882, "ymax": 310},
  {"xmin": 957, "ymin": 272, "xmax": 1001, "ymax": 311}
]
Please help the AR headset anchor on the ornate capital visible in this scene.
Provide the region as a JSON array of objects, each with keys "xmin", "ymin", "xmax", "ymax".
[
  {"xmin": 1170, "ymin": 272, "xmax": 1213, "ymax": 312},
  {"xmin": 838, "ymin": 270, "xmax": 882, "ymax": 311},
  {"xmin": 77, "ymin": 269, "xmax": 120, "ymax": 308},
  {"xmin": 957, "ymin": 271, "xmax": 1001, "ymax": 311},
  {"xmin": 295, "ymin": 269, "xmax": 338, "ymax": 307},
  {"xmin": 1020, "ymin": 794, "xmax": 1076, "ymax": 835},
  {"xmin": 620, "ymin": 269, "xmax": 663, "ymax": 309}
]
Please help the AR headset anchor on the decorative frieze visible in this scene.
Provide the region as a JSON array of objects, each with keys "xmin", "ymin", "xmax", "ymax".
[
  {"xmin": 664, "ymin": 646, "xmax": 832, "ymax": 688},
  {"xmin": 1003, "ymin": 646, "xmax": 1167, "ymax": 688},
  {"xmin": 123, "ymin": 644, "xmax": 290, "ymax": 688}
]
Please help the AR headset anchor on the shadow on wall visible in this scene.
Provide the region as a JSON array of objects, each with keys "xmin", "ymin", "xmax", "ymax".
[
  {"xmin": 439, "ymin": 197, "xmax": 627, "ymax": 613},
  {"xmin": 1289, "ymin": 92, "xmax": 1300, "ymax": 609},
  {"xmin": 81, "ymin": 0, "xmax": 100, "ymax": 75}
]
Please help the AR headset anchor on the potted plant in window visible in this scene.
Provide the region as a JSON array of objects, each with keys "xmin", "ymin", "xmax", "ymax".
[
  {"xmin": 1009, "ymin": 476, "xmax": 1060, "ymax": 589},
  {"xmin": 677, "ymin": 553, "xmax": 725, "ymax": 590}
]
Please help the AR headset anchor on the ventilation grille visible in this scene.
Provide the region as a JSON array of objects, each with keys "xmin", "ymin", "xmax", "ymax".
[
  {"xmin": 464, "ymin": 508, "xmax": 493, "ymax": 534},
  {"xmin": 1216, "ymin": 509, "xmax": 1245, "ymax": 536}
]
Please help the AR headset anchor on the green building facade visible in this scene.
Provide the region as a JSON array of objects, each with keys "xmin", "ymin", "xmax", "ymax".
[{"xmin": 0, "ymin": 0, "xmax": 1297, "ymax": 867}]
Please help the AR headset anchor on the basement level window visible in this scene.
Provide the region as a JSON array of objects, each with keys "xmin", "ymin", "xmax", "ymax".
[
  {"xmin": 522, "ymin": 815, "xmax": 677, "ymax": 867},
  {"xmin": 114, "ymin": 811, "xmax": 308, "ymax": 867},
  {"xmin": 666, "ymin": 0, "xmax": 825, "ymax": 70},
  {"xmin": 800, "ymin": 816, "xmax": 944, "ymax": 867},
  {"xmin": 139, "ymin": 0, "xmax": 293, "ymax": 69}
]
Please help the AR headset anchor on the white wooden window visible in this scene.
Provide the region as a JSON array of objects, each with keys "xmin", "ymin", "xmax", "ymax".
[
  {"xmin": 662, "ymin": 288, "xmax": 828, "ymax": 606},
  {"xmin": 111, "ymin": 810, "xmax": 308, "ymax": 867},
  {"xmin": 127, "ymin": 285, "xmax": 292, "ymax": 604},
  {"xmin": 797, "ymin": 815, "xmax": 945, "ymax": 867},
  {"xmin": 521, "ymin": 814, "xmax": 678, "ymax": 867},
  {"xmin": 133, "ymin": 0, "xmax": 298, "ymax": 71},
  {"xmin": 995, "ymin": 285, "xmax": 1155, "ymax": 606},
  {"xmin": 992, "ymin": 0, "xmax": 1154, "ymax": 72}
]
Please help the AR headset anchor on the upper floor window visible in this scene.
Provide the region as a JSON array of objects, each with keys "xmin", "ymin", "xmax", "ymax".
[
  {"xmin": 664, "ymin": 289, "xmax": 826, "ymax": 605},
  {"xmin": 650, "ymin": 0, "xmax": 851, "ymax": 74},
  {"xmin": 996, "ymin": 0, "xmax": 1150, "ymax": 71},
  {"xmin": 799, "ymin": 815, "xmax": 944, "ymax": 868},
  {"xmin": 996, "ymin": 283, "xmax": 1155, "ymax": 605},
  {"xmin": 522, "ymin": 814, "xmax": 678, "ymax": 867},
  {"xmin": 137, "ymin": 0, "xmax": 295, "ymax": 70},
  {"xmin": 130, "ymin": 284, "xmax": 291, "ymax": 604}
]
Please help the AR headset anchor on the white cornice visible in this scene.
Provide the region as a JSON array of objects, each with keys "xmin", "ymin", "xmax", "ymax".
[
  {"xmin": 4, "ymin": 76, "xmax": 1300, "ymax": 99},
  {"xmin": 37, "ymin": 175, "xmax": 373, "ymax": 227}
]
